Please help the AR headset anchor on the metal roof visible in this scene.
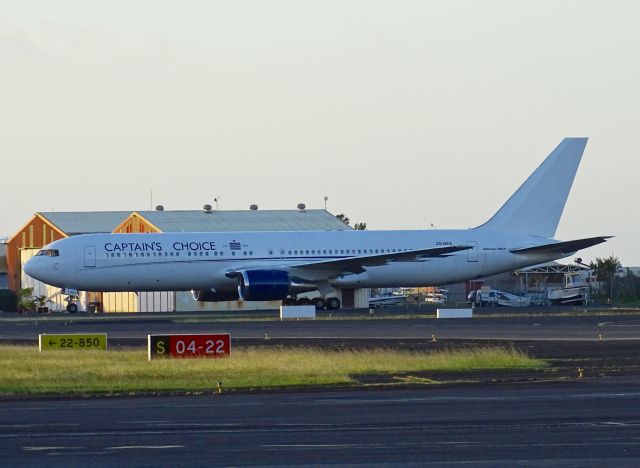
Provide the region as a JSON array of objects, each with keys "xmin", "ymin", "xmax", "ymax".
[
  {"xmin": 137, "ymin": 209, "xmax": 352, "ymax": 232},
  {"xmin": 516, "ymin": 263, "xmax": 589, "ymax": 275},
  {"xmin": 38, "ymin": 212, "xmax": 131, "ymax": 235},
  {"xmin": 35, "ymin": 209, "xmax": 351, "ymax": 235}
]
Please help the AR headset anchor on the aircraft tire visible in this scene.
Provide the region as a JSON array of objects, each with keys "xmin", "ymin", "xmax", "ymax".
[
  {"xmin": 296, "ymin": 297, "xmax": 311, "ymax": 305},
  {"xmin": 312, "ymin": 297, "xmax": 325, "ymax": 310},
  {"xmin": 326, "ymin": 297, "xmax": 341, "ymax": 310}
]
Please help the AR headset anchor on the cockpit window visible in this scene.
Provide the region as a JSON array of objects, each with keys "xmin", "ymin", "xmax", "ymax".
[{"xmin": 36, "ymin": 249, "xmax": 59, "ymax": 257}]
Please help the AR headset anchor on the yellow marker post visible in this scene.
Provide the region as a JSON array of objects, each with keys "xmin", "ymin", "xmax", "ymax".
[{"xmin": 39, "ymin": 334, "xmax": 107, "ymax": 351}]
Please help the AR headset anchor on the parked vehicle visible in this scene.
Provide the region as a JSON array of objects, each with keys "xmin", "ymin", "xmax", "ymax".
[
  {"xmin": 548, "ymin": 273, "xmax": 588, "ymax": 305},
  {"xmin": 468, "ymin": 289, "xmax": 531, "ymax": 307},
  {"xmin": 369, "ymin": 291, "xmax": 406, "ymax": 308}
]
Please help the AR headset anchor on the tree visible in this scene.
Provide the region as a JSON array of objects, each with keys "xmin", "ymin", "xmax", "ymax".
[
  {"xmin": 617, "ymin": 268, "xmax": 640, "ymax": 303},
  {"xmin": 16, "ymin": 287, "xmax": 36, "ymax": 313},
  {"xmin": 589, "ymin": 255, "xmax": 622, "ymax": 302},
  {"xmin": 336, "ymin": 213, "xmax": 366, "ymax": 230},
  {"xmin": 335, "ymin": 213, "xmax": 350, "ymax": 225}
]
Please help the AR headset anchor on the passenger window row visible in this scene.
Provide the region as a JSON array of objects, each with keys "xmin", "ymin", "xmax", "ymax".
[
  {"xmin": 103, "ymin": 248, "xmax": 409, "ymax": 259},
  {"xmin": 284, "ymin": 248, "xmax": 408, "ymax": 255}
]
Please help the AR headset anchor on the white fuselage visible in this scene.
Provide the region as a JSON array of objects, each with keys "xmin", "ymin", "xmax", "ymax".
[{"xmin": 24, "ymin": 229, "xmax": 566, "ymax": 293}]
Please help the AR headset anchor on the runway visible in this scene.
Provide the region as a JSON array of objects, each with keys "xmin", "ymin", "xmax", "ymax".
[
  {"xmin": 2, "ymin": 312, "xmax": 640, "ymax": 465},
  {"xmin": 2, "ymin": 379, "xmax": 640, "ymax": 466},
  {"xmin": 1, "ymin": 313, "xmax": 640, "ymax": 343}
]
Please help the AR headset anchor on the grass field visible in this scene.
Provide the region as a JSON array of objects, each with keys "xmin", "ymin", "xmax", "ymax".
[{"xmin": 0, "ymin": 345, "xmax": 545, "ymax": 396}]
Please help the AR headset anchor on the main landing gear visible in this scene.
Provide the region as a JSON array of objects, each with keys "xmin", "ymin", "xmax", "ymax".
[{"xmin": 282, "ymin": 296, "xmax": 341, "ymax": 310}]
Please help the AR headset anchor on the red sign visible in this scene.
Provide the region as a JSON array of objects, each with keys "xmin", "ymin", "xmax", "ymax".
[{"xmin": 148, "ymin": 334, "xmax": 230, "ymax": 359}]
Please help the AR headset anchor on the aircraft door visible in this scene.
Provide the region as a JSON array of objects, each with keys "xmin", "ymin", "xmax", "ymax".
[
  {"xmin": 84, "ymin": 246, "xmax": 96, "ymax": 267},
  {"xmin": 466, "ymin": 241, "xmax": 478, "ymax": 262}
]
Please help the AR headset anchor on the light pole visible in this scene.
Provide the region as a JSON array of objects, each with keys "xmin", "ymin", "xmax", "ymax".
[
  {"xmin": 574, "ymin": 257, "xmax": 591, "ymax": 305},
  {"xmin": 611, "ymin": 271, "xmax": 614, "ymax": 305}
]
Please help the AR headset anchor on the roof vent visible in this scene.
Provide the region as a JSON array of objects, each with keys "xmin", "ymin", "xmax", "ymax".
[
  {"xmin": 155, "ymin": 205, "xmax": 164, "ymax": 211},
  {"xmin": 297, "ymin": 203, "xmax": 306, "ymax": 211},
  {"xmin": 203, "ymin": 204, "xmax": 213, "ymax": 213},
  {"xmin": 250, "ymin": 204, "xmax": 258, "ymax": 211}
]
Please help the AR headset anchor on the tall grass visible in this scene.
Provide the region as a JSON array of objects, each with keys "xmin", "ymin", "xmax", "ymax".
[{"xmin": 0, "ymin": 345, "xmax": 544, "ymax": 395}]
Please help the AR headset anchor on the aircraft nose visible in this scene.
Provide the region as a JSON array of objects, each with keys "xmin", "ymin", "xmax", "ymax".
[{"xmin": 23, "ymin": 257, "xmax": 41, "ymax": 280}]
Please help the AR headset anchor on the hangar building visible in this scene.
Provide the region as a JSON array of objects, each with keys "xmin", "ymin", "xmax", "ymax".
[{"xmin": 7, "ymin": 208, "xmax": 369, "ymax": 312}]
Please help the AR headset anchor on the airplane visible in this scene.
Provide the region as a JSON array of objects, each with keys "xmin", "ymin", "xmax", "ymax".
[{"xmin": 24, "ymin": 137, "xmax": 610, "ymax": 310}]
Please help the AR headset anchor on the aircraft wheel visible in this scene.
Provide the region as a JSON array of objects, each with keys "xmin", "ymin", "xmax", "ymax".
[
  {"xmin": 312, "ymin": 297, "xmax": 325, "ymax": 310},
  {"xmin": 326, "ymin": 297, "xmax": 341, "ymax": 310},
  {"xmin": 66, "ymin": 303, "xmax": 78, "ymax": 313},
  {"xmin": 282, "ymin": 297, "xmax": 295, "ymax": 306},
  {"xmin": 296, "ymin": 297, "xmax": 311, "ymax": 305}
]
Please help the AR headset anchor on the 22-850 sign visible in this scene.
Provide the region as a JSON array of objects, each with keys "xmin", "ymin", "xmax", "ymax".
[{"xmin": 148, "ymin": 334, "xmax": 230, "ymax": 360}]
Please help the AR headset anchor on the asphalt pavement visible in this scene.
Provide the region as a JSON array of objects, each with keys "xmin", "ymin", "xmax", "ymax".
[
  {"xmin": 2, "ymin": 379, "xmax": 640, "ymax": 466},
  {"xmin": 1, "ymin": 313, "xmax": 640, "ymax": 343}
]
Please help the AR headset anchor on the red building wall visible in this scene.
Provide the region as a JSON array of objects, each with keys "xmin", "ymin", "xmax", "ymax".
[{"xmin": 6, "ymin": 215, "xmax": 66, "ymax": 292}]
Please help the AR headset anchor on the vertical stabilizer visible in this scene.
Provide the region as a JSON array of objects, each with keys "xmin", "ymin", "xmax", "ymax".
[{"xmin": 477, "ymin": 137, "xmax": 588, "ymax": 238}]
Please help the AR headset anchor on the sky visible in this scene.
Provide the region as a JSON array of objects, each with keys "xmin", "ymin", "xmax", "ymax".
[{"xmin": 1, "ymin": 0, "xmax": 638, "ymax": 264}]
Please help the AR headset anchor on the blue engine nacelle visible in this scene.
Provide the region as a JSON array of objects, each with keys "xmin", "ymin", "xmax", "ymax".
[{"xmin": 238, "ymin": 270, "xmax": 291, "ymax": 301}]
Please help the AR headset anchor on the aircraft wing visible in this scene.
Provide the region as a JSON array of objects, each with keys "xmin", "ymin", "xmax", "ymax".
[
  {"xmin": 289, "ymin": 245, "xmax": 472, "ymax": 274},
  {"xmin": 510, "ymin": 236, "xmax": 612, "ymax": 255}
]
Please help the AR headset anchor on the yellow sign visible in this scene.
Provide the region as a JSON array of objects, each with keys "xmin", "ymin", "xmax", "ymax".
[{"xmin": 39, "ymin": 334, "xmax": 107, "ymax": 351}]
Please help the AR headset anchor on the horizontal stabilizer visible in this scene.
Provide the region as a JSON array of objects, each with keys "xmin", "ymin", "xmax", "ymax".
[{"xmin": 510, "ymin": 236, "xmax": 612, "ymax": 255}]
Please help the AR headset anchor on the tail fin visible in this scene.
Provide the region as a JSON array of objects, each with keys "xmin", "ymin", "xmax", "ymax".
[{"xmin": 477, "ymin": 137, "xmax": 588, "ymax": 238}]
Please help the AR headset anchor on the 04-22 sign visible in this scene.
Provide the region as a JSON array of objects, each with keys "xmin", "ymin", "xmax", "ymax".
[{"xmin": 148, "ymin": 334, "xmax": 230, "ymax": 360}]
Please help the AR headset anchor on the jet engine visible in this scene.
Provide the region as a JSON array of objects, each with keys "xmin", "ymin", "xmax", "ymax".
[
  {"xmin": 237, "ymin": 270, "xmax": 316, "ymax": 301},
  {"xmin": 191, "ymin": 289, "xmax": 240, "ymax": 302}
]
